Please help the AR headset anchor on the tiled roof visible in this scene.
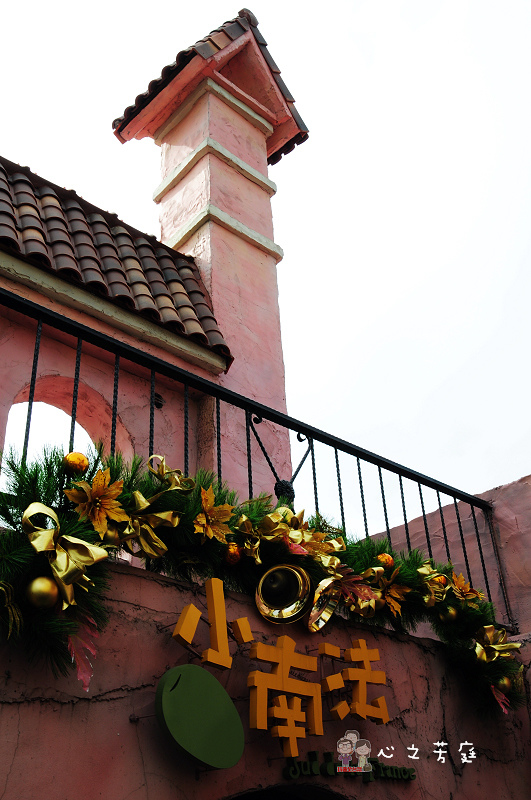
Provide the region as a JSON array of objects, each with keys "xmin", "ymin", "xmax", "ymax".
[
  {"xmin": 0, "ymin": 155, "xmax": 233, "ymax": 367},
  {"xmin": 112, "ymin": 8, "xmax": 308, "ymax": 165}
]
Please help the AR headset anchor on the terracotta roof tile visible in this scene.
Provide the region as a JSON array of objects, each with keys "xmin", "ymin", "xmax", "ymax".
[
  {"xmin": 0, "ymin": 156, "xmax": 232, "ymax": 368},
  {"xmin": 112, "ymin": 9, "xmax": 308, "ymax": 165}
]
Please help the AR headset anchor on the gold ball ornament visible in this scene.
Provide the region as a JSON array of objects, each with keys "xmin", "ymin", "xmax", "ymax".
[
  {"xmin": 26, "ymin": 577, "xmax": 60, "ymax": 608},
  {"xmin": 63, "ymin": 452, "xmax": 89, "ymax": 477},
  {"xmin": 377, "ymin": 553, "xmax": 394, "ymax": 569},
  {"xmin": 439, "ymin": 606, "xmax": 458, "ymax": 622},
  {"xmin": 432, "ymin": 575, "xmax": 448, "ymax": 586},
  {"xmin": 496, "ymin": 676, "xmax": 512, "ymax": 694},
  {"xmin": 374, "ymin": 596, "xmax": 386, "ymax": 611},
  {"xmin": 225, "ymin": 542, "xmax": 242, "ymax": 565}
]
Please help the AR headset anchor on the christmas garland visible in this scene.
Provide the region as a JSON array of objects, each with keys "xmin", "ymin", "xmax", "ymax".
[{"xmin": 0, "ymin": 447, "xmax": 524, "ymax": 713}]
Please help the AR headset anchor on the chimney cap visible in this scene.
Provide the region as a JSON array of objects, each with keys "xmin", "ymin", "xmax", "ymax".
[{"xmin": 112, "ymin": 10, "xmax": 308, "ymax": 165}]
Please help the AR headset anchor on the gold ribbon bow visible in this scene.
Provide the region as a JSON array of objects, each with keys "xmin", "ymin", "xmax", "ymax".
[
  {"xmin": 120, "ymin": 490, "xmax": 180, "ymax": 558},
  {"xmin": 148, "ymin": 455, "xmax": 195, "ymax": 493},
  {"xmin": 237, "ymin": 515, "xmax": 262, "ymax": 563},
  {"xmin": 256, "ymin": 507, "xmax": 346, "ymax": 570},
  {"xmin": 118, "ymin": 456, "xmax": 194, "ymax": 558},
  {"xmin": 22, "ymin": 502, "xmax": 108, "ymax": 609},
  {"xmin": 474, "ymin": 625, "xmax": 521, "ymax": 663},
  {"xmin": 417, "ymin": 561, "xmax": 450, "ymax": 607}
]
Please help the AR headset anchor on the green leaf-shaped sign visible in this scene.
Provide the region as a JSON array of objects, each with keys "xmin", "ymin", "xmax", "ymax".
[{"xmin": 155, "ymin": 665, "xmax": 245, "ymax": 768}]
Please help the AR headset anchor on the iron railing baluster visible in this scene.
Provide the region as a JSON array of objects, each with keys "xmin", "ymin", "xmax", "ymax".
[
  {"xmin": 110, "ymin": 354, "xmax": 119, "ymax": 457},
  {"xmin": 310, "ymin": 438, "xmax": 319, "ymax": 515},
  {"xmin": 454, "ymin": 499, "xmax": 471, "ymax": 584},
  {"xmin": 245, "ymin": 409, "xmax": 253, "ymax": 498},
  {"xmin": 149, "ymin": 370, "xmax": 155, "ymax": 458},
  {"xmin": 418, "ymin": 484, "xmax": 432, "ymax": 560},
  {"xmin": 69, "ymin": 337, "xmax": 82, "ymax": 453},
  {"xmin": 216, "ymin": 397, "xmax": 221, "ymax": 481},
  {"xmin": 357, "ymin": 457, "xmax": 369, "ymax": 538},
  {"xmin": 399, "ymin": 475, "xmax": 411, "ymax": 551},
  {"xmin": 437, "ymin": 491, "xmax": 451, "ymax": 562},
  {"xmin": 334, "ymin": 448, "xmax": 346, "ymax": 533},
  {"xmin": 378, "ymin": 466, "xmax": 391, "ymax": 545},
  {"xmin": 184, "ymin": 384, "xmax": 189, "ymax": 476},
  {"xmin": 22, "ymin": 319, "xmax": 42, "ymax": 465}
]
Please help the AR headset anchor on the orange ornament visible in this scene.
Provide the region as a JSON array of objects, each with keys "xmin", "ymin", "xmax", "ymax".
[
  {"xmin": 225, "ymin": 542, "xmax": 242, "ymax": 565},
  {"xmin": 377, "ymin": 553, "xmax": 394, "ymax": 569},
  {"xmin": 63, "ymin": 452, "xmax": 89, "ymax": 477},
  {"xmin": 496, "ymin": 676, "xmax": 511, "ymax": 694},
  {"xmin": 432, "ymin": 575, "xmax": 448, "ymax": 587}
]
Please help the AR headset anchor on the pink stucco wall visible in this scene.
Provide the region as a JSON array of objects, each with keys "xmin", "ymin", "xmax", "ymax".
[{"xmin": 0, "ymin": 563, "xmax": 529, "ymax": 800}]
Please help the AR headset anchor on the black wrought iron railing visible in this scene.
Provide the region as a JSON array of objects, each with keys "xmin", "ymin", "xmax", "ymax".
[{"xmin": 0, "ymin": 287, "xmax": 514, "ymax": 629}]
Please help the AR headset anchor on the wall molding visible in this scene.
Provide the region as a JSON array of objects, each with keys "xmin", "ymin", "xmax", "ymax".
[
  {"xmin": 165, "ymin": 204, "xmax": 284, "ymax": 262},
  {"xmin": 153, "ymin": 137, "xmax": 277, "ymax": 203}
]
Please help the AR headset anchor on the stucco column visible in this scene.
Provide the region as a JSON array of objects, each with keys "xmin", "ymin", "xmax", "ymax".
[{"xmin": 152, "ymin": 80, "xmax": 291, "ymax": 497}]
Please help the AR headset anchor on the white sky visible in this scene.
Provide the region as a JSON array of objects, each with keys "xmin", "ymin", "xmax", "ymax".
[{"xmin": 1, "ymin": 0, "xmax": 531, "ymax": 516}]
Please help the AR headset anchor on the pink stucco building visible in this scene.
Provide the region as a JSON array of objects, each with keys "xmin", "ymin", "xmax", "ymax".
[{"xmin": 0, "ymin": 9, "xmax": 529, "ymax": 800}]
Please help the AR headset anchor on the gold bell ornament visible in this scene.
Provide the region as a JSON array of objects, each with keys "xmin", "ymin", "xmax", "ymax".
[{"xmin": 255, "ymin": 565, "xmax": 312, "ymax": 624}]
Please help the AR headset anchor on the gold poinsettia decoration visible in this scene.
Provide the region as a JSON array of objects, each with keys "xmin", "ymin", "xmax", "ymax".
[
  {"xmin": 64, "ymin": 468, "xmax": 129, "ymax": 538},
  {"xmin": 193, "ymin": 486, "xmax": 234, "ymax": 544},
  {"xmin": 376, "ymin": 567, "xmax": 412, "ymax": 617},
  {"xmin": 451, "ymin": 571, "xmax": 484, "ymax": 607}
]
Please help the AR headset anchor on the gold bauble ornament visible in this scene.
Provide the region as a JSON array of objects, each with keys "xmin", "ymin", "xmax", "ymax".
[
  {"xmin": 374, "ymin": 596, "xmax": 386, "ymax": 611},
  {"xmin": 63, "ymin": 452, "xmax": 89, "ymax": 477},
  {"xmin": 377, "ymin": 553, "xmax": 394, "ymax": 569},
  {"xmin": 439, "ymin": 606, "xmax": 458, "ymax": 622},
  {"xmin": 225, "ymin": 542, "xmax": 242, "ymax": 565},
  {"xmin": 496, "ymin": 676, "xmax": 512, "ymax": 694},
  {"xmin": 432, "ymin": 575, "xmax": 448, "ymax": 586},
  {"xmin": 26, "ymin": 576, "xmax": 60, "ymax": 608}
]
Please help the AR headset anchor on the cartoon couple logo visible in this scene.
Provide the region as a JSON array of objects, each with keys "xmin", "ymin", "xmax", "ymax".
[{"xmin": 336, "ymin": 729, "xmax": 372, "ymax": 772}]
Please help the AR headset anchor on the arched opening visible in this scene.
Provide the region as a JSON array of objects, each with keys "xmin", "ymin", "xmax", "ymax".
[
  {"xmin": 0, "ymin": 401, "xmax": 95, "ymax": 490},
  {"xmin": 9, "ymin": 375, "xmax": 134, "ymax": 460},
  {"xmin": 2, "ymin": 401, "xmax": 94, "ymax": 460}
]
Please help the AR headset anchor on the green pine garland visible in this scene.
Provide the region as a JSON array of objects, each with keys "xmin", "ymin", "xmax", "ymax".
[{"xmin": 0, "ymin": 447, "xmax": 524, "ymax": 714}]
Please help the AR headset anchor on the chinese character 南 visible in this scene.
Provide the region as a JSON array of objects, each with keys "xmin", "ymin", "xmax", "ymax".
[
  {"xmin": 459, "ymin": 742, "xmax": 477, "ymax": 764},
  {"xmin": 248, "ymin": 634, "xmax": 323, "ymax": 757}
]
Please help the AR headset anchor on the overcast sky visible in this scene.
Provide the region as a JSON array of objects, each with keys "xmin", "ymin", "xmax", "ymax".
[{"xmin": 1, "ymin": 1, "xmax": 531, "ymax": 520}]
